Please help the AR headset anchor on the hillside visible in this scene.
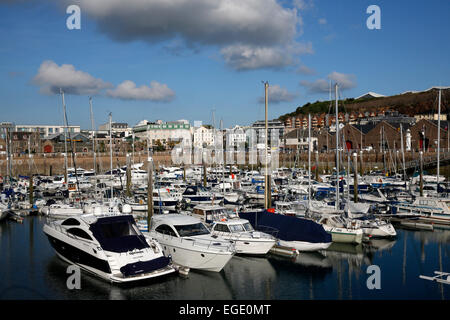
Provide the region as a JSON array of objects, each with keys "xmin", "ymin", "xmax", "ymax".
[{"xmin": 279, "ymin": 88, "xmax": 450, "ymax": 122}]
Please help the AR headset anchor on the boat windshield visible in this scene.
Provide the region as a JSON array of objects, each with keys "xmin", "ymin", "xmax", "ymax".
[
  {"xmin": 89, "ymin": 216, "xmax": 148, "ymax": 253},
  {"xmin": 97, "ymin": 220, "xmax": 140, "ymax": 238},
  {"xmin": 229, "ymin": 224, "xmax": 245, "ymax": 233},
  {"xmin": 243, "ymin": 222, "xmax": 254, "ymax": 232},
  {"xmin": 174, "ymin": 223, "xmax": 210, "ymax": 237}
]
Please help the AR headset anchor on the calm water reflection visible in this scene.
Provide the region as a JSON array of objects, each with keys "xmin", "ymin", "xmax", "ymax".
[{"xmin": 0, "ymin": 216, "xmax": 448, "ymax": 300}]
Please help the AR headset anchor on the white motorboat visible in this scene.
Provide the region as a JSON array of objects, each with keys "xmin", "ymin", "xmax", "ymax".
[
  {"xmin": 357, "ymin": 217, "xmax": 397, "ymax": 238},
  {"xmin": 146, "ymin": 214, "xmax": 235, "ymax": 272},
  {"xmin": 43, "ymin": 212, "xmax": 175, "ymax": 283},
  {"xmin": 211, "ymin": 218, "xmax": 276, "ymax": 255},
  {"xmin": 182, "ymin": 185, "xmax": 224, "ymax": 205}
]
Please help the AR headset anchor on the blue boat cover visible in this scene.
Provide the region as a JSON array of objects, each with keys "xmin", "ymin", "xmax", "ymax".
[
  {"xmin": 89, "ymin": 215, "xmax": 149, "ymax": 253},
  {"xmin": 120, "ymin": 256, "xmax": 171, "ymax": 277},
  {"xmin": 239, "ymin": 210, "xmax": 331, "ymax": 244}
]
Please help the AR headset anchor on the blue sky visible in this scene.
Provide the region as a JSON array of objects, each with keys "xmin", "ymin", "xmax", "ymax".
[{"xmin": 0, "ymin": 0, "xmax": 449, "ymax": 130}]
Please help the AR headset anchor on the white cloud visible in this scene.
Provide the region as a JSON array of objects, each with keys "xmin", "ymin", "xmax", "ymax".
[
  {"xmin": 32, "ymin": 60, "xmax": 112, "ymax": 95},
  {"xmin": 61, "ymin": 0, "xmax": 307, "ymax": 71},
  {"xmin": 258, "ymin": 84, "xmax": 297, "ymax": 104},
  {"xmin": 293, "ymin": 0, "xmax": 314, "ymax": 10},
  {"xmin": 328, "ymin": 71, "xmax": 357, "ymax": 90},
  {"xmin": 106, "ymin": 80, "xmax": 175, "ymax": 101},
  {"xmin": 300, "ymin": 71, "xmax": 356, "ymax": 93},
  {"xmin": 296, "ymin": 64, "xmax": 315, "ymax": 75},
  {"xmin": 221, "ymin": 41, "xmax": 313, "ymax": 71},
  {"xmin": 318, "ymin": 18, "xmax": 327, "ymax": 25},
  {"xmin": 66, "ymin": 0, "xmax": 299, "ymax": 47},
  {"xmin": 221, "ymin": 45, "xmax": 293, "ymax": 71}
]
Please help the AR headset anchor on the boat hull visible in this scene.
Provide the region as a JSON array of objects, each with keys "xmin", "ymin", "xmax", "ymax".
[{"xmin": 44, "ymin": 226, "xmax": 175, "ymax": 283}]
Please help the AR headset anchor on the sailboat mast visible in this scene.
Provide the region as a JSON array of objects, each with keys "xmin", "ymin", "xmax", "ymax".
[
  {"xmin": 220, "ymin": 119, "xmax": 225, "ymax": 200},
  {"xmin": 437, "ymin": 88, "xmax": 441, "ymax": 191},
  {"xmin": 308, "ymin": 114, "xmax": 311, "ymax": 210},
  {"xmin": 89, "ymin": 97, "xmax": 96, "ymax": 175},
  {"xmin": 264, "ymin": 81, "xmax": 270, "ymax": 209},
  {"xmin": 335, "ymin": 83, "xmax": 339, "ymax": 210},
  {"xmin": 400, "ymin": 124, "xmax": 407, "ymax": 187},
  {"xmin": 109, "ymin": 113, "xmax": 113, "ymax": 199},
  {"xmin": 60, "ymin": 89, "xmax": 68, "ymax": 185}
]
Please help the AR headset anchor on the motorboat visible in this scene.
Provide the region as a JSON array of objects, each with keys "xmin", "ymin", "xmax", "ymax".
[
  {"xmin": 182, "ymin": 185, "xmax": 224, "ymax": 205},
  {"xmin": 146, "ymin": 214, "xmax": 235, "ymax": 272},
  {"xmin": 43, "ymin": 211, "xmax": 175, "ymax": 283},
  {"xmin": 356, "ymin": 216, "xmax": 397, "ymax": 238},
  {"xmin": 210, "ymin": 217, "xmax": 276, "ymax": 255},
  {"xmin": 186, "ymin": 204, "xmax": 231, "ymax": 224}
]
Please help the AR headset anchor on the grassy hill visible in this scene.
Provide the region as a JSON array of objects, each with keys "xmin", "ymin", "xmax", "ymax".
[{"xmin": 279, "ymin": 88, "xmax": 450, "ymax": 122}]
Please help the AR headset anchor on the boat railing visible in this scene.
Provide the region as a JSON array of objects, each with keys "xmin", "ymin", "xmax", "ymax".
[{"xmin": 251, "ymin": 225, "xmax": 279, "ymax": 239}]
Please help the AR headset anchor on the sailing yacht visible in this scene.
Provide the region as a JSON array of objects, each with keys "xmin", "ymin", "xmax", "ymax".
[
  {"xmin": 239, "ymin": 210, "xmax": 332, "ymax": 252},
  {"xmin": 310, "ymin": 213, "xmax": 363, "ymax": 244}
]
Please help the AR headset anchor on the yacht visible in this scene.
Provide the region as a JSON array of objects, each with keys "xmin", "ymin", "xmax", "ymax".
[
  {"xmin": 211, "ymin": 217, "xmax": 276, "ymax": 255},
  {"xmin": 146, "ymin": 214, "xmax": 235, "ymax": 272},
  {"xmin": 182, "ymin": 185, "xmax": 224, "ymax": 205},
  {"xmin": 43, "ymin": 211, "xmax": 175, "ymax": 283},
  {"xmin": 356, "ymin": 216, "xmax": 397, "ymax": 238}
]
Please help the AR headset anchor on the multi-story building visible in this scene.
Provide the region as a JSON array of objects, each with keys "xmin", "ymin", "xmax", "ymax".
[
  {"xmin": 133, "ymin": 120, "xmax": 191, "ymax": 149},
  {"xmin": 193, "ymin": 125, "xmax": 215, "ymax": 147},
  {"xmin": 227, "ymin": 125, "xmax": 248, "ymax": 147},
  {"xmin": 14, "ymin": 124, "xmax": 80, "ymax": 137},
  {"xmin": 98, "ymin": 122, "xmax": 130, "ymax": 136},
  {"xmin": 251, "ymin": 120, "xmax": 285, "ymax": 146}
]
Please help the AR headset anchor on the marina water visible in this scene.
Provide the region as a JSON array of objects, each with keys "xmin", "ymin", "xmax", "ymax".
[{"xmin": 1, "ymin": 215, "xmax": 448, "ymax": 300}]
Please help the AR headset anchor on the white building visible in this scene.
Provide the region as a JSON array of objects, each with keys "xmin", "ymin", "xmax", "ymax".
[
  {"xmin": 193, "ymin": 126, "xmax": 215, "ymax": 147},
  {"xmin": 14, "ymin": 124, "xmax": 80, "ymax": 137},
  {"xmin": 227, "ymin": 125, "xmax": 247, "ymax": 146},
  {"xmin": 98, "ymin": 122, "xmax": 131, "ymax": 136},
  {"xmin": 133, "ymin": 120, "xmax": 191, "ymax": 147}
]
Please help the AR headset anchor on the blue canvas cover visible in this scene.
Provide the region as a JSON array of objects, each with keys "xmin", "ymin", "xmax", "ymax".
[
  {"xmin": 239, "ymin": 210, "xmax": 331, "ymax": 244},
  {"xmin": 89, "ymin": 215, "xmax": 149, "ymax": 253}
]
